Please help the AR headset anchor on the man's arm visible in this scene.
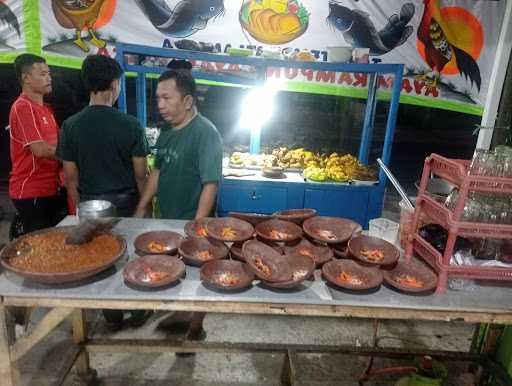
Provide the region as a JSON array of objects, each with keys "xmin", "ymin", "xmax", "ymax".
[
  {"xmin": 132, "ymin": 156, "xmax": 148, "ymax": 195},
  {"xmin": 134, "ymin": 169, "xmax": 159, "ymax": 218},
  {"xmin": 195, "ymin": 183, "xmax": 218, "ymax": 219},
  {"xmin": 63, "ymin": 161, "xmax": 80, "ymax": 207},
  {"xmin": 29, "ymin": 141, "xmax": 57, "ymax": 159}
]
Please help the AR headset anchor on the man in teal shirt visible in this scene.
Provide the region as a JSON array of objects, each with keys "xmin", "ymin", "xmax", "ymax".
[{"xmin": 135, "ymin": 67, "xmax": 222, "ymax": 341}]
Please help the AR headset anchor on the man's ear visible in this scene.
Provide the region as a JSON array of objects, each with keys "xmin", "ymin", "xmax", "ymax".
[{"xmin": 184, "ymin": 94, "xmax": 194, "ymax": 110}]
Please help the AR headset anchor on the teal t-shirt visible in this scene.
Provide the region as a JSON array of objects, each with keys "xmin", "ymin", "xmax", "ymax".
[
  {"xmin": 155, "ymin": 113, "xmax": 222, "ymax": 220},
  {"xmin": 57, "ymin": 105, "xmax": 149, "ymax": 195}
]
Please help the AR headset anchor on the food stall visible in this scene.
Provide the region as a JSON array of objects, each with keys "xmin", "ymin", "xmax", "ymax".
[{"xmin": 114, "ymin": 43, "xmax": 404, "ymax": 228}]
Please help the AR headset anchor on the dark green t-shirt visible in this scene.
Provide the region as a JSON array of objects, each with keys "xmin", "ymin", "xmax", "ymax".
[
  {"xmin": 155, "ymin": 113, "xmax": 222, "ymax": 220},
  {"xmin": 57, "ymin": 105, "xmax": 149, "ymax": 195}
]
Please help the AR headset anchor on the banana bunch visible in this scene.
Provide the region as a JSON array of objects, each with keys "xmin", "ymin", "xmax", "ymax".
[
  {"xmin": 303, "ymin": 166, "xmax": 328, "ymax": 182},
  {"xmin": 327, "ymin": 167, "xmax": 349, "ymax": 182},
  {"xmin": 230, "ymin": 152, "xmax": 247, "ymax": 167}
]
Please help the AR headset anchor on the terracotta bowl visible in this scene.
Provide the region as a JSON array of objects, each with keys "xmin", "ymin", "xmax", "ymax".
[
  {"xmin": 123, "ymin": 255, "xmax": 185, "ymax": 288},
  {"xmin": 382, "ymin": 259, "xmax": 438, "ymax": 293},
  {"xmin": 273, "ymin": 208, "xmax": 316, "ymax": 225},
  {"xmin": 178, "ymin": 237, "xmax": 229, "ymax": 267},
  {"xmin": 242, "ymin": 239, "xmax": 292, "ymax": 282},
  {"xmin": 0, "ymin": 226, "xmax": 126, "ymax": 284},
  {"xmin": 228, "ymin": 212, "xmax": 273, "ymax": 226},
  {"xmin": 184, "ymin": 218, "xmax": 212, "ymax": 238},
  {"xmin": 348, "ymin": 235, "xmax": 400, "ymax": 266},
  {"xmin": 262, "ymin": 253, "xmax": 315, "ymax": 289},
  {"xmin": 322, "ymin": 259, "xmax": 383, "ymax": 290},
  {"xmin": 303, "ymin": 217, "xmax": 362, "ymax": 244},
  {"xmin": 283, "ymin": 239, "xmax": 333, "ymax": 267},
  {"xmin": 255, "ymin": 219, "xmax": 303, "ymax": 243},
  {"xmin": 206, "ymin": 217, "xmax": 254, "ymax": 243},
  {"xmin": 200, "ymin": 260, "xmax": 255, "ymax": 292},
  {"xmin": 134, "ymin": 231, "xmax": 183, "ymax": 255}
]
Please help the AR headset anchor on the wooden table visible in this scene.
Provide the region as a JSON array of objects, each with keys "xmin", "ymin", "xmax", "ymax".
[{"xmin": 1, "ymin": 217, "xmax": 511, "ymax": 386}]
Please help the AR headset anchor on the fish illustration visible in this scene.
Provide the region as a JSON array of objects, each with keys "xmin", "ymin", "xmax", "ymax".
[
  {"xmin": 326, "ymin": 1, "xmax": 415, "ymax": 56},
  {"xmin": 135, "ymin": 0, "xmax": 225, "ymax": 38}
]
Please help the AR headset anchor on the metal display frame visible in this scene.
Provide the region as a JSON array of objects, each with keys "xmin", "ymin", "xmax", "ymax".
[{"xmin": 115, "ymin": 43, "xmax": 404, "ymax": 225}]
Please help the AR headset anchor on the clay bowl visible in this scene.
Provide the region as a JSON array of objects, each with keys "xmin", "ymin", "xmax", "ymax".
[
  {"xmin": 123, "ymin": 254, "xmax": 185, "ymax": 289},
  {"xmin": 283, "ymin": 238, "xmax": 333, "ymax": 267},
  {"xmin": 228, "ymin": 212, "xmax": 273, "ymax": 226},
  {"xmin": 348, "ymin": 235, "xmax": 400, "ymax": 266},
  {"xmin": 230, "ymin": 244, "xmax": 246, "ymax": 261},
  {"xmin": 262, "ymin": 166, "xmax": 286, "ymax": 179},
  {"xmin": 382, "ymin": 259, "xmax": 438, "ymax": 293},
  {"xmin": 200, "ymin": 260, "xmax": 255, "ymax": 292},
  {"xmin": 322, "ymin": 259, "xmax": 383, "ymax": 290},
  {"xmin": 178, "ymin": 237, "xmax": 229, "ymax": 267},
  {"xmin": 206, "ymin": 217, "xmax": 254, "ymax": 243},
  {"xmin": 184, "ymin": 218, "xmax": 212, "ymax": 238},
  {"xmin": 303, "ymin": 217, "xmax": 361, "ymax": 244},
  {"xmin": 0, "ymin": 226, "xmax": 126, "ymax": 284},
  {"xmin": 255, "ymin": 219, "xmax": 303, "ymax": 243},
  {"xmin": 262, "ymin": 253, "xmax": 315, "ymax": 289},
  {"xmin": 273, "ymin": 208, "xmax": 317, "ymax": 225},
  {"xmin": 242, "ymin": 239, "xmax": 293, "ymax": 282},
  {"xmin": 134, "ymin": 231, "xmax": 183, "ymax": 255}
]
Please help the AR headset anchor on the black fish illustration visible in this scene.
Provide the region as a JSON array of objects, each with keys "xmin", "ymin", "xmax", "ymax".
[
  {"xmin": 326, "ymin": 1, "xmax": 414, "ymax": 56},
  {"xmin": 135, "ymin": 0, "xmax": 225, "ymax": 38},
  {"xmin": 0, "ymin": 1, "xmax": 21, "ymax": 37}
]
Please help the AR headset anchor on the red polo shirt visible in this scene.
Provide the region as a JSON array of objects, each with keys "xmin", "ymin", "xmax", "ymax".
[{"xmin": 8, "ymin": 94, "xmax": 60, "ymax": 199}]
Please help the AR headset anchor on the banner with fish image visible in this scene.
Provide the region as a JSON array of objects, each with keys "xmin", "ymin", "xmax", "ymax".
[
  {"xmin": 0, "ymin": 0, "xmax": 25, "ymax": 59},
  {"xmin": 37, "ymin": 0, "xmax": 509, "ymax": 115}
]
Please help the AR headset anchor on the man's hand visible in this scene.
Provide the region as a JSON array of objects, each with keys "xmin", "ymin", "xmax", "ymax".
[{"xmin": 134, "ymin": 170, "xmax": 159, "ymax": 218}]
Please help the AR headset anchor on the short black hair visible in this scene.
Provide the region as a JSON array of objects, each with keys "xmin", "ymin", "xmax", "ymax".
[
  {"xmin": 14, "ymin": 54, "xmax": 46, "ymax": 84},
  {"xmin": 81, "ymin": 55, "xmax": 123, "ymax": 93},
  {"xmin": 158, "ymin": 69, "xmax": 197, "ymax": 102},
  {"xmin": 167, "ymin": 59, "xmax": 192, "ymax": 71}
]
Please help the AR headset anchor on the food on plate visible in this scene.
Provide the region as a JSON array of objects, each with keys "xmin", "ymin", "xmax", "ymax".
[
  {"xmin": 197, "ymin": 250, "xmax": 213, "ymax": 261},
  {"xmin": 6, "ymin": 231, "xmax": 122, "ymax": 274},
  {"xmin": 395, "ymin": 274, "xmax": 424, "ymax": 288},
  {"xmin": 217, "ymin": 272, "xmax": 241, "ymax": 286},
  {"xmin": 141, "ymin": 265, "xmax": 169, "ymax": 283},
  {"xmin": 315, "ymin": 229, "xmax": 337, "ymax": 240},
  {"xmin": 360, "ymin": 248, "xmax": 385, "ymax": 262},
  {"xmin": 269, "ymin": 229, "xmax": 290, "ymax": 239},
  {"xmin": 254, "ymin": 257, "xmax": 271, "ymax": 276},
  {"xmin": 147, "ymin": 241, "xmax": 171, "ymax": 253},
  {"xmin": 292, "ymin": 269, "xmax": 309, "ymax": 281},
  {"xmin": 221, "ymin": 227, "xmax": 237, "ymax": 240},
  {"xmin": 298, "ymin": 248, "xmax": 313, "ymax": 258},
  {"xmin": 339, "ymin": 271, "xmax": 363, "ymax": 286},
  {"xmin": 196, "ymin": 227, "xmax": 208, "ymax": 237}
]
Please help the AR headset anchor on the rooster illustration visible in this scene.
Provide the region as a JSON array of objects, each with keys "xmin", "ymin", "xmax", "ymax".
[
  {"xmin": 51, "ymin": 0, "xmax": 109, "ymax": 52},
  {"xmin": 0, "ymin": 0, "xmax": 21, "ymax": 42},
  {"xmin": 417, "ymin": 0, "xmax": 482, "ymax": 92}
]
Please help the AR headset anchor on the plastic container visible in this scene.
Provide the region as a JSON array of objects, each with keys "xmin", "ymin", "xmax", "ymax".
[{"xmin": 369, "ymin": 218, "xmax": 399, "ymax": 244}]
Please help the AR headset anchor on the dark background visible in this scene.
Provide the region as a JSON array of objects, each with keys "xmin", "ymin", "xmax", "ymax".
[{"xmin": 0, "ymin": 64, "xmax": 480, "ymax": 192}]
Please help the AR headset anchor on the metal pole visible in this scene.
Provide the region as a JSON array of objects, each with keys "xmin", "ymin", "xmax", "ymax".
[{"xmin": 115, "ymin": 43, "xmax": 127, "ymax": 113}]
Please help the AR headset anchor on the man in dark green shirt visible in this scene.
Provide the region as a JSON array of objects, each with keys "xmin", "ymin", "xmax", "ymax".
[
  {"xmin": 135, "ymin": 67, "xmax": 222, "ymax": 343},
  {"xmin": 58, "ymin": 55, "xmax": 149, "ymax": 216},
  {"xmin": 135, "ymin": 70, "xmax": 222, "ymax": 220},
  {"xmin": 57, "ymin": 54, "xmax": 151, "ymax": 331}
]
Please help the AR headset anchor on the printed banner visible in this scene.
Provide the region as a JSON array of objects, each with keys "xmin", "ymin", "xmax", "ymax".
[
  {"xmin": 38, "ymin": 0, "xmax": 508, "ymax": 115},
  {"xmin": 0, "ymin": 0, "xmax": 24, "ymax": 54}
]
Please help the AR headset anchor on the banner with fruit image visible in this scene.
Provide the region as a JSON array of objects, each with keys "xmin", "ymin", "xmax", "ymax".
[
  {"xmin": 239, "ymin": 0, "xmax": 309, "ymax": 45},
  {"xmin": 35, "ymin": 0, "xmax": 509, "ymax": 116}
]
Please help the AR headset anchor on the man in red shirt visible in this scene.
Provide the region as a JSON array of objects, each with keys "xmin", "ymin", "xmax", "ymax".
[{"xmin": 8, "ymin": 54, "xmax": 65, "ymax": 234}]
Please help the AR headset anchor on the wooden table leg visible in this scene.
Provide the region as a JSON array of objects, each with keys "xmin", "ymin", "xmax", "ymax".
[
  {"xmin": 0, "ymin": 303, "xmax": 21, "ymax": 386},
  {"xmin": 72, "ymin": 309, "xmax": 99, "ymax": 385},
  {"xmin": 280, "ymin": 349, "xmax": 297, "ymax": 386}
]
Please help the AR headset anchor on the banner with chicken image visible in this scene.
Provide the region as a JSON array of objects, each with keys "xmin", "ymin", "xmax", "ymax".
[
  {"xmin": 37, "ymin": 0, "xmax": 508, "ymax": 116},
  {"xmin": 0, "ymin": 0, "xmax": 24, "ymax": 56}
]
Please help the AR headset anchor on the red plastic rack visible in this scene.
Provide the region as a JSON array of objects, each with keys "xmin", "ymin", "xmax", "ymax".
[{"xmin": 405, "ymin": 154, "xmax": 512, "ymax": 293}]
